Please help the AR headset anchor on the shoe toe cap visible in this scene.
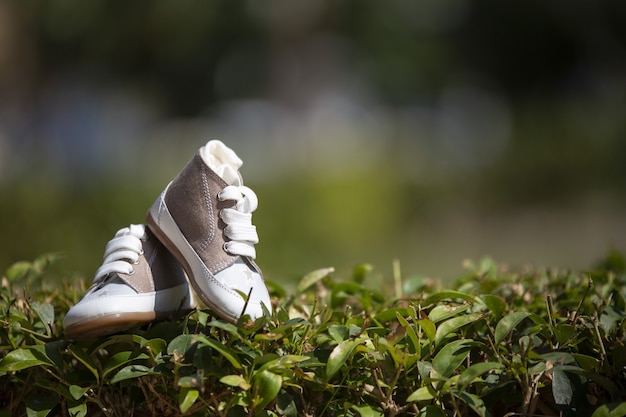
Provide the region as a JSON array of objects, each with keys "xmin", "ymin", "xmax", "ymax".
[
  {"xmin": 213, "ymin": 262, "xmax": 271, "ymax": 320},
  {"xmin": 63, "ymin": 284, "xmax": 153, "ymax": 327}
]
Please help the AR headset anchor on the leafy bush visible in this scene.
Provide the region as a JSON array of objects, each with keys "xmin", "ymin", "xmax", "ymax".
[{"xmin": 1, "ymin": 253, "xmax": 626, "ymax": 417}]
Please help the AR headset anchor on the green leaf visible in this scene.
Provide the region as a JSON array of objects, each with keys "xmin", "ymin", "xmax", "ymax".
[
  {"xmin": 42, "ymin": 341, "xmax": 66, "ymax": 370},
  {"xmin": 574, "ymin": 353, "xmax": 600, "ymax": 372},
  {"xmin": 600, "ymin": 307, "xmax": 625, "ymax": 334},
  {"xmin": 417, "ymin": 405, "xmax": 446, "ymax": 417},
  {"xmin": 178, "ymin": 375, "xmax": 202, "ymax": 388},
  {"xmin": 208, "ymin": 320, "xmax": 244, "ymax": 342},
  {"xmin": 265, "ymin": 280, "xmax": 287, "ymax": 299},
  {"xmin": 405, "ymin": 324, "xmax": 421, "ymax": 355},
  {"xmin": 252, "ymin": 370, "xmax": 282, "ymax": 411},
  {"xmin": 30, "ymin": 302, "xmax": 54, "ymax": 336},
  {"xmin": 220, "ymin": 375, "xmax": 251, "ymax": 390},
  {"xmin": 395, "ymin": 311, "xmax": 409, "ymax": 327},
  {"xmin": 195, "ymin": 335, "xmax": 242, "ymax": 369},
  {"xmin": 25, "ymin": 394, "xmax": 57, "ymax": 417},
  {"xmin": 67, "ymin": 402, "xmax": 87, "ymax": 417},
  {"xmin": 0, "ymin": 346, "xmax": 54, "ymax": 374},
  {"xmin": 432, "ymin": 339, "xmax": 476, "ymax": 378},
  {"xmin": 102, "ymin": 351, "xmax": 149, "ymax": 380},
  {"xmin": 92, "ymin": 334, "xmax": 149, "ymax": 352},
  {"xmin": 494, "ymin": 312, "xmax": 534, "ymax": 344},
  {"xmin": 193, "ymin": 344, "xmax": 212, "ymax": 373},
  {"xmin": 454, "ymin": 391, "xmax": 488, "ymax": 417},
  {"xmin": 407, "ymin": 385, "xmax": 437, "ymax": 402},
  {"xmin": 352, "ymin": 404, "xmax": 383, "ymax": 417},
  {"xmin": 195, "ymin": 310, "xmax": 211, "ymax": 327},
  {"xmin": 68, "ymin": 385, "xmax": 90, "ymax": 401},
  {"xmin": 591, "ymin": 402, "xmax": 626, "ymax": 417},
  {"xmin": 422, "ymin": 291, "xmax": 475, "ymax": 305},
  {"xmin": 554, "ymin": 324, "xmax": 576, "ymax": 344},
  {"xmin": 353, "ymin": 263, "xmax": 373, "ymax": 284},
  {"xmin": 68, "ymin": 347, "xmax": 100, "ymax": 384},
  {"xmin": 542, "ymin": 351, "xmax": 575, "ymax": 366},
  {"xmin": 402, "ymin": 275, "xmax": 430, "ymax": 295},
  {"xmin": 551, "ymin": 365, "xmax": 617, "ymax": 395},
  {"xmin": 457, "ymin": 362, "xmax": 503, "ymax": 390},
  {"xmin": 297, "ymin": 267, "xmax": 334, "ymax": 294},
  {"xmin": 32, "ymin": 252, "xmax": 62, "ymax": 273},
  {"xmin": 259, "ymin": 354, "xmax": 310, "ymax": 372},
  {"xmin": 434, "ymin": 312, "xmax": 483, "ymax": 346},
  {"xmin": 34, "ymin": 379, "xmax": 71, "ymax": 400},
  {"xmin": 328, "ymin": 325, "xmax": 349, "ymax": 343},
  {"xmin": 373, "ymin": 307, "xmax": 412, "ymax": 324},
  {"xmin": 417, "ymin": 319, "xmax": 436, "ymax": 342},
  {"xmin": 478, "ymin": 294, "xmax": 507, "ymax": 318},
  {"xmin": 330, "ymin": 282, "xmax": 363, "ymax": 308},
  {"xmin": 376, "ymin": 337, "xmax": 404, "ymax": 366},
  {"xmin": 528, "ymin": 361, "xmax": 547, "ymax": 376},
  {"xmin": 179, "ymin": 387, "xmax": 199, "ymax": 414},
  {"xmin": 478, "ymin": 257, "xmax": 498, "ymax": 276},
  {"xmin": 277, "ymin": 390, "xmax": 298, "ymax": 417},
  {"xmin": 143, "ymin": 338, "xmax": 167, "ymax": 356},
  {"xmin": 110, "ymin": 365, "xmax": 152, "ymax": 384},
  {"xmin": 6, "ymin": 261, "xmax": 33, "ymax": 282},
  {"xmin": 552, "ymin": 370, "xmax": 573, "ymax": 407},
  {"xmin": 326, "ymin": 337, "xmax": 363, "ymax": 379},
  {"xmin": 255, "ymin": 353, "xmax": 280, "ymax": 368},
  {"xmin": 168, "ymin": 334, "xmax": 197, "ymax": 357},
  {"xmin": 428, "ymin": 304, "xmax": 470, "ymax": 323}
]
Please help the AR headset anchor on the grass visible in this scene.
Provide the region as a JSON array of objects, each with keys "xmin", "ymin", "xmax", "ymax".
[{"xmin": 1, "ymin": 252, "xmax": 626, "ymax": 417}]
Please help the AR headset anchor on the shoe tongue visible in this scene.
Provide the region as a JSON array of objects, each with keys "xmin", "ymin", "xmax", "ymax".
[{"xmin": 200, "ymin": 140, "xmax": 243, "ymax": 186}]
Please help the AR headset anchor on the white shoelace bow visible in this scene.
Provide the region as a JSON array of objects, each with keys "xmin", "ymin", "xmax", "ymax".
[
  {"xmin": 218, "ymin": 185, "xmax": 259, "ymax": 259},
  {"xmin": 93, "ymin": 224, "xmax": 145, "ymax": 282}
]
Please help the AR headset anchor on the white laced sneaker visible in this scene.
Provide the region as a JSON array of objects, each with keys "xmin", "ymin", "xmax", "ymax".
[
  {"xmin": 147, "ymin": 140, "xmax": 271, "ymax": 323},
  {"xmin": 63, "ymin": 224, "xmax": 194, "ymax": 338}
]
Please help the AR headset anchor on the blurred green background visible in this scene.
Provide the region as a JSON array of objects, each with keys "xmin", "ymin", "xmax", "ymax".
[{"xmin": 1, "ymin": 0, "xmax": 625, "ymax": 287}]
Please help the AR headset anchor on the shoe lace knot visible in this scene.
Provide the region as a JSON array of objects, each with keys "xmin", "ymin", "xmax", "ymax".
[
  {"xmin": 93, "ymin": 224, "xmax": 146, "ymax": 282},
  {"xmin": 218, "ymin": 185, "xmax": 259, "ymax": 259}
]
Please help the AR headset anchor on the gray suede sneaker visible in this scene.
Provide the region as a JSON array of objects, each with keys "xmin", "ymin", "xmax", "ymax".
[
  {"xmin": 63, "ymin": 224, "xmax": 194, "ymax": 338},
  {"xmin": 146, "ymin": 140, "xmax": 271, "ymax": 323}
]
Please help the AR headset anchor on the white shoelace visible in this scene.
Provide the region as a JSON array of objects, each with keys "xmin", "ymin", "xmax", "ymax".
[
  {"xmin": 93, "ymin": 224, "xmax": 145, "ymax": 282},
  {"xmin": 218, "ymin": 185, "xmax": 259, "ymax": 259}
]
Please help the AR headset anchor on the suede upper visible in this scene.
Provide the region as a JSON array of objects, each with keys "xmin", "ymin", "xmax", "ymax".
[{"xmin": 163, "ymin": 152, "xmax": 238, "ymax": 274}]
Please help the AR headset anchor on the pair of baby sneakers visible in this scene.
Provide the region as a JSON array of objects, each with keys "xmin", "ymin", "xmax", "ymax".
[{"xmin": 63, "ymin": 140, "xmax": 271, "ymax": 338}]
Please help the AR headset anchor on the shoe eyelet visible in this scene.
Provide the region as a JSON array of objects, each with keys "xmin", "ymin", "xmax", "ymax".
[
  {"xmin": 223, "ymin": 242, "xmax": 231, "ymax": 254},
  {"xmin": 128, "ymin": 269, "xmax": 135, "ymax": 275},
  {"xmin": 139, "ymin": 249, "xmax": 144, "ymax": 256}
]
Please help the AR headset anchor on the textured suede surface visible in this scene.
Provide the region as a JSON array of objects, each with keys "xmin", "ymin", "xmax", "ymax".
[
  {"xmin": 164, "ymin": 152, "xmax": 237, "ymax": 274},
  {"xmin": 118, "ymin": 228, "xmax": 187, "ymax": 293}
]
